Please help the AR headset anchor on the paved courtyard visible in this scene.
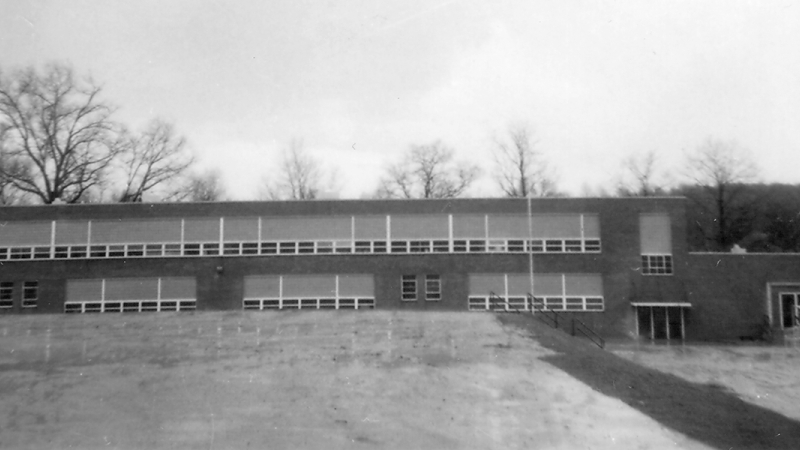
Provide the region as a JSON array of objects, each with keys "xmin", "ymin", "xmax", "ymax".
[{"xmin": 1, "ymin": 311, "xmax": 713, "ymax": 449}]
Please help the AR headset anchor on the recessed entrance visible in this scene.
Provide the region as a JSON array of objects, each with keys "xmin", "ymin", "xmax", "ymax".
[
  {"xmin": 632, "ymin": 303, "xmax": 690, "ymax": 340},
  {"xmin": 780, "ymin": 293, "xmax": 799, "ymax": 329}
]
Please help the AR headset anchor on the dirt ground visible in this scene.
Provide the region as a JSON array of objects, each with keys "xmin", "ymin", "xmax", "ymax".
[
  {"xmin": 499, "ymin": 313, "xmax": 800, "ymax": 450},
  {"xmin": 0, "ymin": 311, "xmax": 713, "ymax": 450},
  {"xmin": 608, "ymin": 341, "xmax": 800, "ymax": 422}
]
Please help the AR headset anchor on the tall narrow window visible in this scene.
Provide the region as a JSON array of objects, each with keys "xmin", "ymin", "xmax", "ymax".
[
  {"xmin": 640, "ymin": 214, "xmax": 673, "ymax": 276},
  {"xmin": 425, "ymin": 274, "xmax": 441, "ymax": 301},
  {"xmin": 0, "ymin": 282, "xmax": 13, "ymax": 308},
  {"xmin": 401, "ymin": 275, "xmax": 417, "ymax": 301},
  {"xmin": 22, "ymin": 281, "xmax": 38, "ymax": 308}
]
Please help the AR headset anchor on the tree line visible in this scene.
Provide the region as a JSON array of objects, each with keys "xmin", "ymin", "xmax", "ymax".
[
  {"xmin": 3, "ymin": 63, "xmax": 798, "ymax": 253},
  {"xmin": 0, "ymin": 63, "xmax": 224, "ymax": 204}
]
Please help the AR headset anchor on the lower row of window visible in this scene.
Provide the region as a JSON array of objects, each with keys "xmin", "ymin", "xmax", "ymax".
[
  {"xmin": 243, "ymin": 298, "xmax": 375, "ymax": 310},
  {"xmin": 468, "ymin": 295, "xmax": 604, "ymax": 312},
  {"xmin": 0, "ymin": 281, "xmax": 39, "ymax": 309},
  {"xmin": 64, "ymin": 300, "xmax": 197, "ymax": 314}
]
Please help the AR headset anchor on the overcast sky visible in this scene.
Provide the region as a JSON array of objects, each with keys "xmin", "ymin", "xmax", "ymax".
[{"xmin": 2, "ymin": 0, "xmax": 799, "ymax": 199}]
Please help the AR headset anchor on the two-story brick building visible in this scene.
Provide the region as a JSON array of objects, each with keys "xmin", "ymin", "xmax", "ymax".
[{"xmin": 1, "ymin": 197, "xmax": 798, "ymax": 341}]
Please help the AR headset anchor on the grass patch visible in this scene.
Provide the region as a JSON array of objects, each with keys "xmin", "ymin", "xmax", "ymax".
[{"xmin": 498, "ymin": 313, "xmax": 800, "ymax": 450}]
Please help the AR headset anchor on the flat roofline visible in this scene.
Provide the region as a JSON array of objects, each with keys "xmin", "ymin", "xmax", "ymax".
[
  {"xmin": 0, "ymin": 196, "xmax": 689, "ymax": 208},
  {"xmin": 689, "ymin": 252, "xmax": 800, "ymax": 256}
]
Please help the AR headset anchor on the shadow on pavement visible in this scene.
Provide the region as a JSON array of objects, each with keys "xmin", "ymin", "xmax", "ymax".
[{"xmin": 498, "ymin": 314, "xmax": 800, "ymax": 450}]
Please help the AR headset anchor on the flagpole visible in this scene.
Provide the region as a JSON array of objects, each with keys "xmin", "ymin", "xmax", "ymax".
[{"xmin": 527, "ymin": 193, "xmax": 535, "ymax": 314}]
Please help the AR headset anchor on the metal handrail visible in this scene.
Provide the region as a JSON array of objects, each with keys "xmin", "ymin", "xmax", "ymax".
[
  {"xmin": 528, "ymin": 294, "xmax": 604, "ymax": 349},
  {"xmin": 488, "ymin": 292, "xmax": 522, "ymax": 313},
  {"xmin": 571, "ymin": 317, "xmax": 605, "ymax": 349},
  {"xmin": 529, "ymin": 296, "xmax": 561, "ymax": 329}
]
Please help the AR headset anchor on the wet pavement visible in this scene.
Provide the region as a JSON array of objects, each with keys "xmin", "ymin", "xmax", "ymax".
[{"xmin": 1, "ymin": 311, "xmax": 712, "ymax": 449}]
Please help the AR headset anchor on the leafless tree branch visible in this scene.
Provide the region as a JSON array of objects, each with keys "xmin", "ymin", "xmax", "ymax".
[
  {"xmin": 0, "ymin": 63, "xmax": 121, "ymax": 203},
  {"xmin": 492, "ymin": 125, "xmax": 558, "ymax": 197},
  {"xmin": 116, "ymin": 119, "xmax": 195, "ymax": 202},
  {"xmin": 376, "ymin": 141, "xmax": 479, "ymax": 199},
  {"xmin": 683, "ymin": 137, "xmax": 759, "ymax": 249}
]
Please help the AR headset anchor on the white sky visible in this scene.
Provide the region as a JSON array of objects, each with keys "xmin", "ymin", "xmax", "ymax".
[{"xmin": 2, "ymin": 0, "xmax": 799, "ymax": 199}]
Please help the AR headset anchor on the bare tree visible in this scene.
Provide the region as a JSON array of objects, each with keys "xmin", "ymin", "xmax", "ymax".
[
  {"xmin": 616, "ymin": 150, "xmax": 668, "ymax": 197},
  {"xmin": 0, "ymin": 63, "xmax": 122, "ymax": 204},
  {"xmin": 376, "ymin": 141, "xmax": 479, "ymax": 199},
  {"xmin": 683, "ymin": 137, "xmax": 759, "ymax": 249},
  {"xmin": 493, "ymin": 125, "xmax": 557, "ymax": 198},
  {"xmin": 117, "ymin": 119, "xmax": 194, "ymax": 202},
  {"xmin": 263, "ymin": 139, "xmax": 337, "ymax": 200},
  {"xmin": 168, "ymin": 169, "xmax": 226, "ymax": 202},
  {"xmin": 0, "ymin": 155, "xmax": 26, "ymax": 205}
]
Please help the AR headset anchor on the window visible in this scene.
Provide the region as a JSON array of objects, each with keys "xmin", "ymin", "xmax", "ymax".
[
  {"xmin": 453, "ymin": 240, "xmax": 468, "ymax": 252},
  {"xmin": 183, "ymin": 243, "xmax": 201, "ymax": 256},
  {"xmin": 34, "ymin": 246, "xmax": 51, "ymax": 259},
  {"xmin": 584, "ymin": 239, "xmax": 601, "ymax": 252},
  {"xmin": 279, "ymin": 242, "xmax": 296, "ymax": 254},
  {"xmin": 202, "ymin": 243, "xmax": 219, "ymax": 256},
  {"xmin": 527, "ymin": 240, "xmax": 544, "ymax": 252},
  {"xmin": 642, "ymin": 255, "xmax": 673, "ymax": 275},
  {"xmin": 334, "ymin": 241, "xmax": 352, "ymax": 253},
  {"xmin": 425, "ymin": 275, "xmax": 441, "ymax": 301},
  {"xmin": 54, "ymin": 246, "xmax": 69, "ymax": 259},
  {"xmin": 564, "ymin": 240, "xmax": 582, "ymax": 252},
  {"xmin": 317, "ymin": 241, "xmax": 334, "ymax": 253},
  {"xmin": 260, "ymin": 242, "xmax": 277, "ymax": 254},
  {"xmin": 373, "ymin": 241, "xmax": 387, "ymax": 253},
  {"xmin": 432, "ymin": 240, "xmax": 449, "ymax": 253},
  {"xmin": 410, "ymin": 240, "xmax": 430, "ymax": 253},
  {"xmin": 0, "ymin": 282, "xmax": 13, "ymax": 308},
  {"xmin": 164, "ymin": 243, "xmax": 182, "ymax": 256},
  {"xmin": 242, "ymin": 242, "xmax": 259, "ymax": 255},
  {"xmin": 298, "ymin": 241, "xmax": 315, "ymax": 254},
  {"xmin": 108, "ymin": 245, "xmax": 125, "ymax": 258},
  {"xmin": 127, "ymin": 244, "xmax": 144, "ymax": 257},
  {"xmin": 10, "ymin": 247, "xmax": 32, "ymax": 260},
  {"xmin": 401, "ymin": 275, "xmax": 417, "ymax": 301},
  {"xmin": 22, "ymin": 281, "xmax": 38, "ymax": 308},
  {"xmin": 585, "ymin": 297, "xmax": 604, "ymax": 311},
  {"xmin": 545, "ymin": 240, "xmax": 563, "ymax": 252},
  {"xmin": 224, "ymin": 242, "xmax": 241, "ymax": 255},
  {"xmin": 70, "ymin": 246, "xmax": 87, "ymax": 258},
  {"xmin": 468, "ymin": 240, "xmax": 485, "ymax": 252},
  {"xmin": 487, "ymin": 240, "xmax": 506, "ymax": 252},
  {"xmin": 355, "ymin": 241, "xmax": 372, "ymax": 253},
  {"xmin": 508, "ymin": 240, "xmax": 525, "ymax": 252},
  {"xmin": 391, "ymin": 240, "xmax": 408, "ymax": 253}
]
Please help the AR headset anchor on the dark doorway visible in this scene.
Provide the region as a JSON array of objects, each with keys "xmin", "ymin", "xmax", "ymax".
[
  {"xmin": 781, "ymin": 293, "xmax": 798, "ymax": 329},
  {"xmin": 637, "ymin": 306, "xmax": 652, "ymax": 338},
  {"xmin": 652, "ymin": 307, "xmax": 668, "ymax": 339},
  {"xmin": 667, "ymin": 307, "xmax": 683, "ymax": 340},
  {"xmin": 635, "ymin": 305, "xmax": 686, "ymax": 340}
]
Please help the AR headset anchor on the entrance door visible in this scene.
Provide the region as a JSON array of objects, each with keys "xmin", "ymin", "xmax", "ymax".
[
  {"xmin": 635, "ymin": 306, "xmax": 686, "ymax": 340},
  {"xmin": 781, "ymin": 293, "xmax": 799, "ymax": 329}
]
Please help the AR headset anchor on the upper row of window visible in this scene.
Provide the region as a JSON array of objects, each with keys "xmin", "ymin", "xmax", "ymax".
[
  {"xmin": 0, "ymin": 214, "xmax": 600, "ymax": 246},
  {"xmin": 0, "ymin": 237, "xmax": 602, "ymax": 260}
]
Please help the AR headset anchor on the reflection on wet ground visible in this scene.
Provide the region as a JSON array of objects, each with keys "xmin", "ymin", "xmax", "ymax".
[{"xmin": 0, "ymin": 311, "xmax": 714, "ymax": 450}]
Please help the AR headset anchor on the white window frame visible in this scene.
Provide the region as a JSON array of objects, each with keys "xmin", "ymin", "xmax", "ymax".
[
  {"xmin": 401, "ymin": 275, "xmax": 417, "ymax": 301},
  {"xmin": 22, "ymin": 281, "xmax": 38, "ymax": 308},
  {"xmin": 425, "ymin": 274, "xmax": 441, "ymax": 301}
]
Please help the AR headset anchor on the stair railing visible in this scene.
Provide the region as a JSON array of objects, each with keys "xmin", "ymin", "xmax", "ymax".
[
  {"xmin": 528, "ymin": 294, "xmax": 604, "ymax": 349},
  {"xmin": 571, "ymin": 317, "xmax": 605, "ymax": 349}
]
